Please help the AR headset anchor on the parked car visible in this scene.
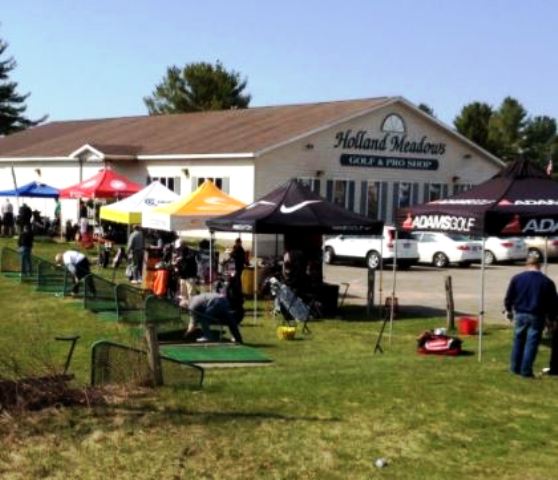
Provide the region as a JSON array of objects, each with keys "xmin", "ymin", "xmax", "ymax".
[
  {"xmin": 468, "ymin": 236, "xmax": 528, "ymax": 264},
  {"xmin": 410, "ymin": 231, "xmax": 482, "ymax": 268},
  {"xmin": 523, "ymin": 237, "xmax": 558, "ymax": 261},
  {"xmin": 323, "ymin": 226, "xmax": 419, "ymax": 270}
]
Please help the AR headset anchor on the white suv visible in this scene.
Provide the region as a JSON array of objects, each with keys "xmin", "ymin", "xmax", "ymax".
[{"xmin": 323, "ymin": 226, "xmax": 419, "ymax": 270}]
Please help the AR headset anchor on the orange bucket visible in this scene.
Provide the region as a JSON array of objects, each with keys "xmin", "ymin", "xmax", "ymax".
[{"xmin": 457, "ymin": 316, "xmax": 478, "ymax": 335}]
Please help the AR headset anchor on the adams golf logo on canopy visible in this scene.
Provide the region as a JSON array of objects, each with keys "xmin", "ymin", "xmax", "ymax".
[
  {"xmin": 402, "ymin": 213, "xmax": 476, "ymax": 232},
  {"xmin": 501, "ymin": 215, "xmax": 558, "ymax": 234}
]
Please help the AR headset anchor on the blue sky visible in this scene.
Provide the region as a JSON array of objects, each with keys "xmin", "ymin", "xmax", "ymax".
[{"xmin": 2, "ymin": 0, "xmax": 557, "ymax": 126}]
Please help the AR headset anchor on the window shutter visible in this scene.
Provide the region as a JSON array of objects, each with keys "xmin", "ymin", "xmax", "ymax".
[
  {"xmin": 423, "ymin": 183, "xmax": 430, "ymax": 202},
  {"xmin": 442, "ymin": 184, "xmax": 448, "ymax": 198},
  {"xmin": 173, "ymin": 177, "xmax": 181, "ymax": 194},
  {"xmin": 359, "ymin": 181, "xmax": 367, "ymax": 214},
  {"xmin": 191, "ymin": 177, "xmax": 198, "ymax": 192},
  {"xmin": 313, "ymin": 179, "xmax": 321, "ymax": 195},
  {"xmin": 348, "ymin": 181, "xmax": 355, "ymax": 211},
  {"xmin": 380, "ymin": 182, "xmax": 388, "ymax": 221},
  {"xmin": 412, "ymin": 183, "xmax": 419, "ymax": 205},
  {"xmin": 391, "ymin": 182, "xmax": 400, "ymax": 224},
  {"xmin": 326, "ymin": 180, "xmax": 333, "ymax": 202},
  {"xmin": 221, "ymin": 177, "xmax": 230, "ymax": 194}
]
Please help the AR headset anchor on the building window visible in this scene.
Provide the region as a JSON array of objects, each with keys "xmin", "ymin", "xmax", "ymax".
[
  {"xmin": 333, "ymin": 180, "xmax": 348, "ymax": 207},
  {"xmin": 193, "ymin": 177, "xmax": 230, "ymax": 194},
  {"xmin": 147, "ymin": 176, "xmax": 181, "ymax": 194},
  {"xmin": 366, "ymin": 182, "xmax": 379, "ymax": 218},
  {"xmin": 381, "ymin": 113, "xmax": 406, "ymax": 133},
  {"xmin": 296, "ymin": 177, "xmax": 320, "ymax": 194},
  {"xmin": 398, "ymin": 182, "xmax": 412, "ymax": 208},
  {"xmin": 428, "ymin": 183, "xmax": 443, "ymax": 202},
  {"xmin": 453, "ymin": 183, "xmax": 473, "ymax": 195},
  {"xmin": 327, "ymin": 179, "xmax": 355, "ymax": 210}
]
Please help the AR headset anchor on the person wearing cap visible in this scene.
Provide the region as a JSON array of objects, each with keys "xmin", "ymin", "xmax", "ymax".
[
  {"xmin": 55, "ymin": 250, "xmax": 93, "ymax": 295},
  {"xmin": 504, "ymin": 256, "xmax": 558, "ymax": 378}
]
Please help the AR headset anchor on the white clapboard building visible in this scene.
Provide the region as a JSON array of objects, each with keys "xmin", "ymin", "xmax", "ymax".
[{"xmin": 0, "ymin": 97, "xmax": 503, "ymax": 232}]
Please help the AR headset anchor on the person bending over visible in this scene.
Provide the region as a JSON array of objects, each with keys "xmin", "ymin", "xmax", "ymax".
[
  {"xmin": 183, "ymin": 292, "xmax": 243, "ymax": 344},
  {"xmin": 55, "ymin": 250, "xmax": 93, "ymax": 295}
]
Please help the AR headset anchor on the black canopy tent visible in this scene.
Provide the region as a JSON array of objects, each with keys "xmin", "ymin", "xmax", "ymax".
[
  {"xmin": 207, "ymin": 179, "xmax": 384, "ymax": 322},
  {"xmin": 207, "ymin": 178, "xmax": 383, "ymax": 235},
  {"xmin": 397, "ymin": 159, "xmax": 558, "ymax": 237},
  {"xmin": 396, "ymin": 158, "xmax": 558, "ymax": 360}
]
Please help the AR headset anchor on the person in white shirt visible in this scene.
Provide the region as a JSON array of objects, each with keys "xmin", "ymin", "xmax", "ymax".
[
  {"xmin": 1, "ymin": 199, "xmax": 14, "ymax": 236},
  {"xmin": 55, "ymin": 250, "xmax": 93, "ymax": 295}
]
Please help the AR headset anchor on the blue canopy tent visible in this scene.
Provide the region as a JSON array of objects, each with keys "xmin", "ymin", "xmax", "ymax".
[{"xmin": 0, "ymin": 181, "xmax": 59, "ymax": 198}]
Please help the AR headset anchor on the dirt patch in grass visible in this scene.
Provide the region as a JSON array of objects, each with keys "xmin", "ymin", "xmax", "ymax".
[{"xmin": 0, "ymin": 375, "xmax": 105, "ymax": 412}]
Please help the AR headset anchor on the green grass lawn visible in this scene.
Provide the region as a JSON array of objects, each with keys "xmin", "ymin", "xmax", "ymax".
[{"xmin": 0, "ymin": 238, "xmax": 557, "ymax": 479}]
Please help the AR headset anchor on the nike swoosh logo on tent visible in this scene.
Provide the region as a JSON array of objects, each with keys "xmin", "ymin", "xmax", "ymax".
[{"xmin": 280, "ymin": 200, "xmax": 321, "ymax": 214}]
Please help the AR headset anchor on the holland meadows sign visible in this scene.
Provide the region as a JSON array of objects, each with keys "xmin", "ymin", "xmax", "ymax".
[{"xmin": 334, "ymin": 129, "xmax": 446, "ymax": 171}]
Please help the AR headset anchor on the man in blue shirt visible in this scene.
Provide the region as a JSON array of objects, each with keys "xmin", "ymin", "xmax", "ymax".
[{"xmin": 505, "ymin": 256, "xmax": 558, "ymax": 378}]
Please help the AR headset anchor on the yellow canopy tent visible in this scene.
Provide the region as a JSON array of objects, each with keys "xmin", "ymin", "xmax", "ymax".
[
  {"xmin": 141, "ymin": 180, "xmax": 245, "ymax": 231},
  {"xmin": 99, "ymin": 181, "xmax": 179, "ymax": 225}
]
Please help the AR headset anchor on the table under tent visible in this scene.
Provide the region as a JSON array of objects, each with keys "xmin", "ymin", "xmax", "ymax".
[
  {"xmin": 396, "ymin": 158, "xmax": 558, "ymax": 360},
  {"xmin": 207, "ymin": 179, "xmax": 384, "ymax": 326}
]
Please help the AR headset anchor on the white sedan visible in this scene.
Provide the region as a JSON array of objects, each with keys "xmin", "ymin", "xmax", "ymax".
[
  {"xmin": 411, "ymin": 231, "xmax": 482, "ymax": 268},
  {"xmin": 476, "ymin": 237, "xmax": 528, "ymax": 264}
]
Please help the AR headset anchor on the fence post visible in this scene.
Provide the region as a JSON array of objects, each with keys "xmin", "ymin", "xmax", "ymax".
[
  {"xmin": 445, "ymin": 275, "xmax": 455, "ymax": 332},
  {"xmin": 145, "ymin": 323, "xmax": 163, "ymax": 386}
]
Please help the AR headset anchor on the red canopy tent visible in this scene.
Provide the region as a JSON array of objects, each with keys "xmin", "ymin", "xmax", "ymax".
[{"xmin": 59, "ymin": 168, "xmax": 141, "ymax": 199}]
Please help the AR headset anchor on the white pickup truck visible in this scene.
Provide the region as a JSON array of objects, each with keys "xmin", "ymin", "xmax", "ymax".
[{"xmin": 323, "ymin": 226, "xmax": 419, "ymax": 270}]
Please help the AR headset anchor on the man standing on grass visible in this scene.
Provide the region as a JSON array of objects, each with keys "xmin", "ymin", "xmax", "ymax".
[
  {"xmin": 127, "ymin": 225, "xmax": 144, "ymax": 284},
  {"xmin": 504, "ymin": 256, "xmax": 558, "ymax": 378}
]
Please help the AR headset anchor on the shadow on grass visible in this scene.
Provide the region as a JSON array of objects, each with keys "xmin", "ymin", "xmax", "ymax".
[
  {"xmin": 110, "ymin": 404, "xmax": 342, "ymax": 424},
  {"xmin": 335, "ymin": 304, "xmax": 459, "ymax": 322}
]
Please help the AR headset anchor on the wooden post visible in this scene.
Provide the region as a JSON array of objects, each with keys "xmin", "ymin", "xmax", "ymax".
[
  {"xmin": 366, "ymin": 267, "xmax": 375, "ymax": 317},
  {"xmin": 144, "ymin": 323, "xmax": 163, "ymax": 387},
  {"xmin": 445, "ymin": 275, "xmax": 455, "ymax": 332}
]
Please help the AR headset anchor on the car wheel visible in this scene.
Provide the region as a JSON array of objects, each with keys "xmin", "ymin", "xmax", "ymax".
[
  {"xmin": 432, "ymin": 252, "xmax": 449, "ymax": 268},
  {"xmin": 323, "ymin": 247, "xmax": 335, "ymax": 264},
  {"xmin": 528, "ymin": 248, "xmax": 542, "ymax": 261},
  {"xmin": 484, "ymin": 250, "xmax": 496, "ymax": 265},
  {"xmin": 366, "ymin": 251, "xmax": 382, "ymax": 270}
]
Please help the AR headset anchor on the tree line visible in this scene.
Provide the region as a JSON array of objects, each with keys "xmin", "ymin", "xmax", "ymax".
[{"xmin": 1, "ymin": 29, "xmax": 556, "ymax": 169}]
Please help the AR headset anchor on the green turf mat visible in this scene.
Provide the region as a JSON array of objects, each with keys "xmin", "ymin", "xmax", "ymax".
[{"xmin": 160, "ymin": 344, "xmax": 271, "ymax": 364}]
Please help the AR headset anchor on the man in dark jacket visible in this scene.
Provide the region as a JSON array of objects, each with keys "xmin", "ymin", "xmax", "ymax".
[
  {"xmin": 18, "ymin": 224, "xmax": 34, "ymax": 275},
  {"xmin": 505, "ymin": 256, "xmax": 558, "ymax": 377}
]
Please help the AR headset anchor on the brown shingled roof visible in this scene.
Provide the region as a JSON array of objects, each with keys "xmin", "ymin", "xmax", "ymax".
[{"xmin": 0, "ymin": 97, "xmax": 392, "ymax": 158}]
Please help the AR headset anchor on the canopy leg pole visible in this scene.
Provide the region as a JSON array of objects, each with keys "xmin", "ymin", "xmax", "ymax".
[
  {"xmin": 209, "ymin": 231, "xmax": 214, "ymax": 290},
  {"xmin": 389, "ymin": 230, "xmax": 397, "ymax": 347},
  {"xmin": 253, "ymin": 233, "xmax": 258, "ymax": 325},
  {"xmin": 378, "ymin": 236, "xmax": 384, "ymax": 320},
  {"xmin": 544, "ymin": 237, "xmax": 548, "ymax": 275},
  {"xmin": 478, "ymin": 237, "xmax": 486, "ymax": 362}
]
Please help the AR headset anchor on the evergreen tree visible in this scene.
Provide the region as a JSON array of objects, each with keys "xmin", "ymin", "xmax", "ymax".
[
  {"xmin": 454, "ymin": 102, "xmax": 493, "ymax": 150},
  {"xmin": 0, "ymin": 36, "xmax": 44, "ymax": 135},
  {"xmin": 144, "ymin": 61, "xmax": 251, "ymax": 114}
]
